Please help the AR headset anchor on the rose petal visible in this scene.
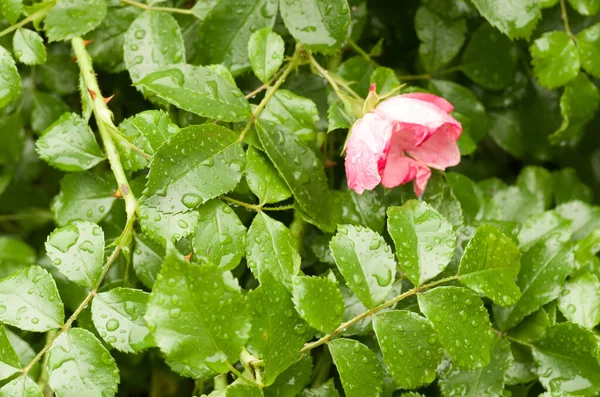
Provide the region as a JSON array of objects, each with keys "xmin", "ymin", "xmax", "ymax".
[
  {"xmin": 345, "ymin": 113, "xmax": 394, "ymax": 194},
  {"xmin": 401, "ymin": 93, "xmax": 454, "ymax": 114},
  {"xmin": 407, "ymin": 123, "xmax": 462, "ymax": 170},
  {"xmin": 375, "ymin": 96, "xmax": 461, "ymax": 145},
  {"xmin": 381, "ymin": 151, "xmax": 431, "ymax": 196}
]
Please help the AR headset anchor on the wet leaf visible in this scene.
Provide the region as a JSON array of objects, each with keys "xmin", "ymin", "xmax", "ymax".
[
  {"xmin": 373, "ymin": 310, "xmax": 444, "ymax": 389},
  {"xmin": 35, "ymin": 112, "xmax": 104, "ymax": 172},
  {"xmin": 530, "ymin": 31, "xmax": 580, "ymax": 89},
  {"xmin": 44, "ymin": 0, "xmax": 107, "ymax": 42},
  {"xmin": 0, "ymin": 46, "xmax": 21, "ymax": 109},
  {"xmin": 0, "ymin": 376, "xmax": 42, "ymax": 397},
  {"xmin": 387, "ymin": 200, "xmax": 456, "ymax": 286},
  {"xmin": 91, "ymin": 287, "xmax": 154, "ymax": 353},
  {"xmin": 146, "ymin": 250, "xmax": 250, "ymax": 378},
  {"xmin": 329, "ymin": 224, "xmax": 396, "ymax": 308},
  {"xmin": 245, "ymin": 146, "xmax": 291, "ymax": 204},
  {"xmin": 292, "ymin": 275, "xmax": 344, "ymax": 333},
  {"xmin": 328, "ymin": 338, "xmax": 383, "ymax": 397},
  {"xmin": 469, "ymin": 0, "xmax": 540, "ymax": 39},
  {"xmin": 557, "ymin": 271, "xmax": 600, "ymax": 329},
  {"xmin": 248, "ymin": 27, "xmax": 284, "ymax": 83},
  {"xmin": 0, "ymin": 266, "xmax": 64, "ymax": 332},
  {"xmin": 280, "ymin": 0, "xmax": 350, "ymax": 54},
  {"xmin": 576, "ymin": 23, "xmax": 600, "ymax": 78},
  {"xmin": 143, "ymin": 124, "xmax": 245, "ymax": 214},
  {"xmin": 47, "ymin": 328, "xmax": 119, "ymax": 396},
  {"xmin": 418, "ymin": 286, "xmax": 494, "ymax": 369},
  {"xmin": 193, "ymin": 199, "xmax": 246, "ymax": 270},
  {"xmin": 45, "ymin": 221, "xmax": 104, "ymax": 288},
  {"xmin": 132, "ymin": 233, "xmax": 164, "ymax": 288},
  {"xmin": 0, "ymin": 324, "xmax": 20, "ymax": 380},
  {"xmin": 458, "ymin": 224, "xmax": 522, "ymax": 307},
  {"xmin": 12, "ymin": 28, "xmax": 46, "ymax": 65}
]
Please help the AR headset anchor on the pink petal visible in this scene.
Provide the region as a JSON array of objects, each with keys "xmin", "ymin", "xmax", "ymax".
[
  {"xmin": 407, "ymin": 123, "xmax": 462, "ymax": 170},
  {"xmin": 381, "ymin": 151, "xmax": 432, "ymax": 196},
  {"xmin": 374, "ymin": 95, "xmax": 461, "ymax": 146},
  {"xmin": 401, "ymin": 93, "xmax": 454, "ymax": 114},
  {"xmin": 345, "ymin": 113, "xmax": 394, "ymax": 194}
]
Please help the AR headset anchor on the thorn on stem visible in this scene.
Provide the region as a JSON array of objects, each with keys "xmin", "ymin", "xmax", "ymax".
[
  {"xmin": 88, "ymin": 88, "xmax": 97, "ymax": 100},
  {"xmin": 103, "ymin": 94, "xmax": 115, "ymax": 104},
  {"xmin": 184, "ymin": 252, "xmax": 193, "ymax": 262},
  {"xmin": 82, "ymin": 39, "xmax": 94, "ymax": 46},
  {"xmin": 112, "ymin": 189, "xmax": 122, "ymax": 198}
]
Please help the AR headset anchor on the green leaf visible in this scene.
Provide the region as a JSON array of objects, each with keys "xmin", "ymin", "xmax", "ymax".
[
  {"xmin": 256, "ymin": 119, "xmax": 335, "ymax": 232},
  {"xmin": 373, "ymin": 310, "xmax": 443, "ymax": 389},
  {"xmin": 551, "ymin": 72, "xmax": 600, "ymax": 147},
  {"xmin": 146, "ymin": 250, "xmax": 250, "ymax": 378},
  {"xmin": 429, "ymin": 80, "xmax": 489, "ymax": 143},
  {"xmin": 532, "ymin": 323, "xmax": 600, "ymax": 396},
  {"xmin": 143, "ymin": 124, "xmax": 245, "ymax": 214},
  {"xmin": 329, "ymin": 224, "xmax": 396, "ymax": 308},
  {"xmin": 280, "ymin": 0, "xmax": 350, "ymax": 54},
  {"xmin": 123, "ymin": 11, "xmax": 185, "ymax": 83},
  {"xmin": 557, "ymin": 271, "xmax": 600, "ymax": 329},
  {"xmin": 86, "ymin": 4, "xmax": 141, "ymax": 73},
  {"xmin": 414, "ymin": 6, "xmax": 466, "ymax": 72},
  {"xmin": 246, "ymin": 212, "xmax": 300, "ymax": 287},
  {"xmin": 339, "ymin": 285, "xmax": 371, "ymax": 336},
  {"xmin": 0, "ymin": 237, "xmax": 36, "ymax": 278},
  {"xmin": 0, "ymin": 324, "xmax": 20, "ymax": 380},
  {"xmin": 576, "ymin": 23, "xmax": 600, "ymax": 78},
  {"xmin": 370, "ymin": 67, "xmax": 400, "ymax": 96},
  {"xmin": 247, "ymin": 275, "xmax": 307, "ymax": 386},
  {"xmin": 248, "ymin": 27, "xmax": 284, "ymax": 83},
  {"xmin": 193, "ymin": 199, "xmax": 246, "ymax": 270},
  {"xmin": 458, "ymin": 224, "xmax": 521, "ymax": 307},
  {"xmin": 517, "ymin": 210, "xmax": 572, "ymax": 251},
  {"xmin": 0, "ymin": 266, "xmax": 64, "ymax": 332},
  {"xmin": 260, "ymin": 90, "xmax": 320, "ymax": 142},
  {"xmin": 328, "ymin": 338, "xmax": 384, "ymax": 397},
  {"xmin": 422, "ymin": 172, "xmax": 464, "ymax": 229},
  {"xmin": 567, "ymin": 0, "xmax": 600, "ymax": 15},
  {"xmin": 292, "ymin": 275, "xmax": 344, "ymax": 333},
  {"xmin": 117, "ymin": 110, "xmax": 179, "ymax": 171},
  {"xmin": 439, "ymin": 336, "xmax": 512, "ymax": 397},
  {"xmin": 530, "ymin": 31, "xmax": 580, "ymax": 89},
  {"xmin": 0, "ymin": 46, "xmax": 21, "ymax": 109},
  {"xmin": 0, "ymin": 0, "xmax": 22, "ymax": 24},
  {"xmin": 30, "ymin": 92, "xmax": 70, "ymax": 135},
  {"xmin": 555, "ymin": 201, "xmax": 600, "ymax": 240},
  {"xmin": 40, "ymin": 44, "xmax": 78, "ymax": 95},
  {"xmin": 493, "ymin": 234, "xmax": 574, "ymax": 330},
  {"xmin": 45, "ymin": 221, "xmax": 104, "ymax": 288},
  {"xmin": 139, "ymin": 204, "xmax": 200, "ymax": 247},
  {"xmin": 460, "ymin": 23, "xmax": 517, "ymax": 90},
  {"xmin": 190, "ymin": 0, "xmax": 218, "ymax": 20},
  {"xmin": 387, "ymin": 200, "xmax": 456, "ymax": 286},
  {"xmin": 137, "ymin": 64, "xmax": 251, "ymax": 122},
  {"xmin": 552, "ymin": 168, "xmax": 593, "ymax": 205},
  {"xmin": 44, "ymin": 0, "xmax": 107, "ymax": 42},
  {"xmin": 488, "ymin": 109, "xmax": 524, "ymax": 159},
  {"xmin": 245, "ymin": 146, "xmax": 291, "ymax": 204},
  {"xmin": 12, "ymin": 28, "xmax": 46, "ymax": 65},
  {"xmin": 92, "ymin": 287, "xmax": 154, "ymax": 353},
  {"xmin": 226, "ymin": 379, "xmax": 264, "ymax": 397},
  {"xmin": 198, "ymin": 0, "xmax": 277, "ymax": 75},
  {"xmin": 0, "ymin": 376, "xmax": 42, "ymax": 397},
  {"xmin": 51, "ymin": 172, "xmax": 116, "ymax": 226},
  {"xmin": 418, "ymin": 286, "xmax": 494, "ymax": 369},
  {"xmin": 338, "ymin": 189, "xmax": 386, "ymax": 234},
  {"xmin": 35, "ymin": 112, "xmax": 104, "ymax": 172},
  {"xmin": 47, "ymin": 328, "xmax": 119, "ymax": 396},
  {"xmin": 421, "ymin": 0, "xmax": 474, "ymax": 18},
  {"xmin": 469, "ymin": 0, "xmax": 540, "ymax": 39},
  {"xmin": 132, "ymin": 233, "xmax": 164, "ymax": 288},
  {"xmin": 264, "ymin": 356, "xmax": 312, "ymax": 397}
]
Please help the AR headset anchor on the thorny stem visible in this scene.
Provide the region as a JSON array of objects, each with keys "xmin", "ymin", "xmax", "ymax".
[
  {"xmin": 301, "ymin": 275, "xmax": 461, "ymax": 354},
  {"xmin": 220, "ymin": 196, "xmax": 295, "ymax": 212},
  {"xmin": 346, "ymin": 37, "xmax": 379, "ymax": 67},
  {"xmin": 238, "ymin": 48, "xmax": 302, "ymax": 141},
  {"xmin": 559, "ymin": 0, "xmax": 573, "ymax": 37},
  {"xmin": 120, "ymin": 0, "xmax": 193, "ymax": 14},
  {"xmin": 0, "ymin": 2, "xmax": 55, "ymax": 39},
  {"xmin": 19, "ymin": 38, "xmax": 140, "ymax": 378}
]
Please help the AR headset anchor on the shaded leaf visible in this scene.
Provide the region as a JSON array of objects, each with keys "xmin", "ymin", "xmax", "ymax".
[
  {"xmin": 132, "ymin": 233, "xmax": 164, "ymax": 288},
  {"xmin": 469, "ymin": 0, "xmax": 540, "ymax": 39},
  {"xmin": 530, "ymin": 31, "xmax": 580, "ymax": 89},
  {"xmin": 0, "ymin": 46, "xmax": 21, "ymax": 109},
  {"xmin": 245, "ymin": 146, "xmax": 291, "ymax": 204},
  {"xmin": 0, "ymin": 324, "xmax": 20, "ymax": 380},
  {"xmin": 44, "ymin": 0, "xmax": 107, "ymax": 42},
  {"xmin": 12, "ymin": 28, "xmax": 46, "ymax": 65},
  {"xmin": 30, "ymin": 92, "xmax": 70, "ymax": 135}
]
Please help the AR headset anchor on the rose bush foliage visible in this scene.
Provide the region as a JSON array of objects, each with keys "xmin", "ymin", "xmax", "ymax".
[{"xmin": 0, "ymin": 0, "xmax": 599, "ymax": 396}]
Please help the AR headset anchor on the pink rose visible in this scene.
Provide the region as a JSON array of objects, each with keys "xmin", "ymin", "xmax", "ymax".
[{"xmin": 345, "ymin": 92, "xmax": 462, "ymax": 196}]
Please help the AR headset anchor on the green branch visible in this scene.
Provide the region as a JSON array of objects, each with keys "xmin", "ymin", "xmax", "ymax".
[
  {"xmin": 0, "ymin": 2, "xmax": 55, "ymax": 39},
  {"xmin": 220, "ymin": 196, "xmax": 295, "ymax": 212},
  {"xmin": 300, "ymin": 275, "xmax": 461, "ymax": 354}
]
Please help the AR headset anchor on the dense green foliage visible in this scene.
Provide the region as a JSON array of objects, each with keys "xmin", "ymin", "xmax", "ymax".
[{"xmin": 0, "ymin": 0, "xmax": 599, "ymax": 396}]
